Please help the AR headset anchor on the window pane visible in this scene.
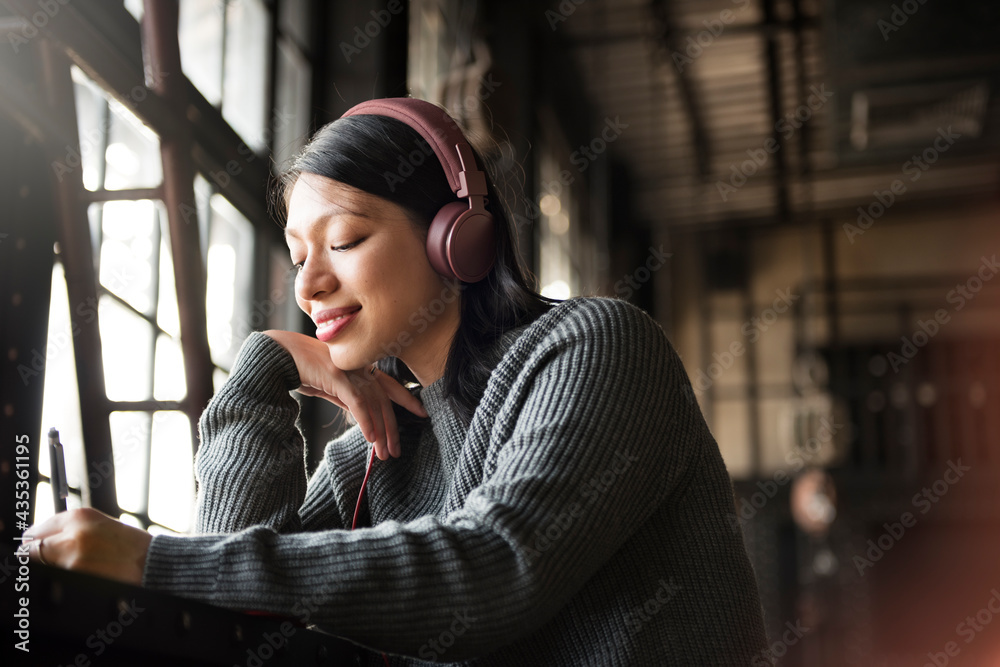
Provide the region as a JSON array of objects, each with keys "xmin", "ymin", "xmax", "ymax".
[
  {"xmin": 268, "ymin": 246, "xmax": 300, "ymax": 331},
  {"xmin": 179, "ymin": 0, "xmax": 224, "ymax": 105},
  {"xmin": 213, "ymin": 367, "xmax": 230, "ymax": 393},
  {"xmin": 97, "ymin": 200, "xmax": 158, "ymax": 315},
  {"xmin": 206, "ymin": 194, "xmax": 255, "ymax": 368},
  {"xmin": 33, "ymin": 481, "xmax": 83, "ymax": 525},
  {"xmin": 279, "ymin": 0, "xmax": 311, "ymax": 50},
  {"xmin": 109, "ymin": 411, "xmax": 151, "ymax": 514},
  {"xmin": 223, "ymin": 0, "xmax": 272, "ymax": 152},
  {"xmin": 99, "ymin": 296, "xmax": 154, "ymax": 400},
  {"xmin": 156, "ymin": 227, "xmax": 180, "ymax": 337},
  {"xmin": 154, "ymin": 334, "xmax": 187, "ymax": 401},
  {"xmin": 104, "ymin": 97, "xmax": 162, "ymax": 191},
  {"xmin": 33, "ymin": 482, "xmax": 53, "ymax": 525},
  {"xmin": 39, "ymin": 262, "xmax": 86, "ymax": 491},
  {"xmin": 148, "ymin": 411, "xmax": 195, "ymax": 532},
  {"xmin": 122, "ymin": 0, "xmax": 143, "ymax": 22},
  {"xmin": 194, "ymin": 173, "xmax": 213, "ymax": 260},
  {"xmin": 274, "ymin": 37, "xmax": 311, "ymax": 170},
  {"xmin": 70, "ymin": 66, "xmax": 108, "ymax": 192}
]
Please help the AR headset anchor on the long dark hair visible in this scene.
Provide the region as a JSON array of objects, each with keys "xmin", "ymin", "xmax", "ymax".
[{"xmin": 274, "ymin": 106, "xmax": 558, "ymax": 426}]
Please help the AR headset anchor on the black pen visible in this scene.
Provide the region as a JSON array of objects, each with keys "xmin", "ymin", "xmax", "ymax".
[{"xmin": 48, "ymin": 427, "xmax": 68, "ymax": 512}]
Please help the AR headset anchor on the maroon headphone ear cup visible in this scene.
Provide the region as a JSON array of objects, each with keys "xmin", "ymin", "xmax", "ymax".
[
  {"xmin": 426, "ymin": 202, "xmax": 496, "ymax": 282},
  {"xmin": 426, "ymin": 202, "xmax": 466, "ymax": 280},
  {"xmin": 449, "ymin": 208, "xmax": 496, "ymax": 282}
]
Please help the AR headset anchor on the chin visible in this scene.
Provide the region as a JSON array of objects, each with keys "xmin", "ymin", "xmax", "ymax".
[
  {"xmin": 337, "ymin": 341, "xmax": 391, "ymax": 370},
  {"xmin": 328, "ymin": 354, "xmax": 369, "ymax": 373}
]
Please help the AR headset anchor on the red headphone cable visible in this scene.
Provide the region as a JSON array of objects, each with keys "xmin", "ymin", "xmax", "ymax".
[
  {"xmin": 351, "ymin": 442, "xmax": 391, "ymax": 666},
  {"xmin": 352, "ymin": 442, "xmax": 378, "ymax": 530}
]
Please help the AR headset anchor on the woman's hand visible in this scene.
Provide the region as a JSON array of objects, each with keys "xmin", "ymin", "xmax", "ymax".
[
  {"xmin": 23, "ymin": 508, "xmax": 152, "ymax": 585},
  {"xmin": 263, "ymin": 330, "xmax": 428, "ymax": 460}
]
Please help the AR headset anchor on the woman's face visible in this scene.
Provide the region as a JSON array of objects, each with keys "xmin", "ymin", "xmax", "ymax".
[{"xmin": 284, "ymin": 172, "xmax": 461, "ymax": 384}]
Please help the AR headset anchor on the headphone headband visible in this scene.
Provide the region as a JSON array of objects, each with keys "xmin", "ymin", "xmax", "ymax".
[
  {"xmin": 338, "ymin": 97, "xmax": 496, "ymax": 283},
  {"xmin": 340, "ymin": 98, "xmax": 487, "ymax": 199}
]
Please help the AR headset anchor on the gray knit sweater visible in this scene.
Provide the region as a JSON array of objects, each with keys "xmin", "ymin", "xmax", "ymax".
[{"xmin": 142, "ymin": 296, "xmax": 768, "ymax": 665}]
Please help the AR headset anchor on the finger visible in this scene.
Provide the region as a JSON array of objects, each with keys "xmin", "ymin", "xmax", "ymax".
[
  {"xmin": 23, "ymin": 510, "xmax": 72, "ymax": 541},
  {"xmin": 18, "ymin": 537, "xmax": 41, "ymax": 562},
  {"xmin": 340, "ymin": 382, "xmax": 378, "ymax": 446},
  {"xmin": 21, "ymin": 527, "xmax": 65, "ymax": 567},
  {"xmin": 375, "ymin": 381, "xmax": 401, "ymax": 458},
  {"xmin": 34, "ymin": 532, "xmax": 63, "ymax": 567},
  {"xmin": 373, "ymin": 370, "xmax": 429, "ymax": 418},
  {"xmin": 349, "ymin": 372, "xmax": 390, "ymax": 459},
  {"xmin": 297, "ymin": 385, "xmax": 349, "ymax": 411},
  {"xmin": 365, "ymin": 392, "xmax": 389, "ymax": 461}
]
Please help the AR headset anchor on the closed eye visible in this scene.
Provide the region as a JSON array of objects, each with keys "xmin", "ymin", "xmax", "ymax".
[
  {"xmin": 291, "ymin": 239, "xmax": 363, "ymax": 271},
  {"xmin": 332, "ymin": 239, "xmax": 362, "ymax": 252}
]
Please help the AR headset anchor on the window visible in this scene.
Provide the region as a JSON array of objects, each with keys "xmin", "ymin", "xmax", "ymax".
[
  {"xmin": 33, "ymin": 3, "xmax": 316, "ymax": 533},
  {"xmin": 178, "ymin": 0, "xmax": 272, "ymax": 153}
]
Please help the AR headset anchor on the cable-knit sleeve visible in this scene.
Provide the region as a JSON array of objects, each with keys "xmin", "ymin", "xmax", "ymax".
[
  {"xmin": 141, "ymin": 299, "xmax": 708, "ymax": 661},
  {"xmin": 190, "ymin": 331, "xmax": 347, "ymax": 534}
]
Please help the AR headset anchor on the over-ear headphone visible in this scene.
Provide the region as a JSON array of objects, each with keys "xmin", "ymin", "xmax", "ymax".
[{"xmin": 340, "ymin": 98, "xmax": 496, "ymax": 283}]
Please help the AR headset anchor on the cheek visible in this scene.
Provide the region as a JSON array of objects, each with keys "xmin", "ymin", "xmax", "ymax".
[
  {"xmin": 357, "ymin": 236, "xmax": 441, "ymax": 306},
  {"xmin": 353, "ymin": 261, "xmax": 392, "ymax": 293}
]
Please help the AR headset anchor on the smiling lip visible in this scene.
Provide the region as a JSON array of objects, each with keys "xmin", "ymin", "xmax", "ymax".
[{"xmin": 314, "ymin": 306, "xmax": 361, "ymax": 342}]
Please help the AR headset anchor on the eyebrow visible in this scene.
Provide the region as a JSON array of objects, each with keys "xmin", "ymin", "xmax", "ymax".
[{"xmin": 284, "ymin": 205, "xmax": 369, "ymax": 240}]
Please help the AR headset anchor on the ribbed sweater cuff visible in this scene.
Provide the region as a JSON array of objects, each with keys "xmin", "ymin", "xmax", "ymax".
[
  {"xmin": 142, "ymin": 533, "xmax": 226, "ymax": 596},
  {"xmin": 227, "ymin": 331, "xmax": 301, "ymax": 398}
]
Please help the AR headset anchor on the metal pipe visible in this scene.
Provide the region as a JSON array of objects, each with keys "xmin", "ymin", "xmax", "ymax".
[
  {"xmin": 141, "ymin": 0, "xmax": 214, "ymax": 450},
  {"xmin": 38, "ymin": 43, "xmax": 120, "ymax": 515}
]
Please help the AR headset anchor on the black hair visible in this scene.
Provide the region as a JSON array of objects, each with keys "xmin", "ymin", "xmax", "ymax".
[{"xmin": 274, "ymin": 109, "xmax": 559, "ymax": 426}]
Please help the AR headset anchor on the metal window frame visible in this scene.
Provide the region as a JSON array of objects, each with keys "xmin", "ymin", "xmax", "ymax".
[{"xmin": 0, "ymin": 0, "xmax": 296, "ymax": 523}]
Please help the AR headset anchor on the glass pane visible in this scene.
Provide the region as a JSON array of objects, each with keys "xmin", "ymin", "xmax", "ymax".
[
  {"xmin": 179, "ymin": 0, "xmax": 224, "ymax": 105},
  {"xmin": 213, "ymin": 367, "xmax": 230, "ymax": 393},
  {"xmin": 122, "ymin": 0, "xmax": 143, "ymax": 22},
  {"xmin": 148, "ymin": 411, "xmax": 195, "ymax": 532},
  {"xmin": 206, "ymin": 194, "xmax": 255, "ymax": 368},
  {"xmin": 33, "ymin": 482, "xmax": 83, "ymax": 525},
  {"xmin": 104, "ymin": 97, "xmax": 162, "ymax": 190},
  {"xmin": 38, "ymin": 262, "xmax": 86, "ymax": 491},
  {"xmin": 274, "ymin": 37, "xmax": 312, "ymax": 170},
  {"xmin": 99, "ymin": 295, "xmax": 154, "ymax": 400},
  {"xmin": 279, "ymin": 0, "xmax": 311, "ymax": 49},
  {"xmin": 268, "ymin": 246, "xmax": 300, "ymax": 332},
  {"xmin": 194, "ymin": 173, "xmax": 213, "ymax": 260},
  {"xmin": 223, "ymin": 0, "xmax": 272, "ymax": 152},
  {"xmin": 154, "ymin": 334, "xmax": 187, "ymax": 401},
  {"xmin": 70, "ymin": 66, "xmax": 108, "ymax": 192},
  {"xmin": 97, "ymin": 200, "xmax": 158, "ymax": 315},
  {"xmin": 109, "ymin": 411, "xmax": 151, "ymax": 514},
  {"xmin": 33, "ymin": 482, "xmax": 53, "ymax": 525},
  {"xmin": 86, "ymin": 198, "xmax": 102, "ymax": 273},
  {"xmin": 156, "ymin": 228, "xmax": 180, "ymax": 337}
]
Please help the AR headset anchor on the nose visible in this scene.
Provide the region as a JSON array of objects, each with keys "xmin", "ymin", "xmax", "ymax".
[{"xmin": 295, "ymin": 254, "xmax": 339, "ymax": 304}]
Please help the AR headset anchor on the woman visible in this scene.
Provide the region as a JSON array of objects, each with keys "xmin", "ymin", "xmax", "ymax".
[{"xmin": 26, "ymin": 98, "xmax": 768, "ymax": 665}]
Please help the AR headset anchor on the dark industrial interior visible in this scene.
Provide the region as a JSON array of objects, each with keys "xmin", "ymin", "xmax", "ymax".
[{"xmin": 1, "ymin": 0, "xmax": 999, "ymax": 664}]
